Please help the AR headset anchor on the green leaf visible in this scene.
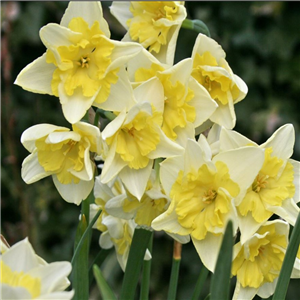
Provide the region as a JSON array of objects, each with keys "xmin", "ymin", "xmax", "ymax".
[
  {"xmin": 71, "ymin": 208, "xmax": 102, "ymax": 266},
  {"xmin": 210, "ymin": 220, "xmax": 233, "ymax": 300},
  {"xmin": 272, "ymin": 213, "xmax": 300, "ymax": 300},
  {"xmin": 72, "ymin": 214, "xmax": 89, "ymax": 300},
  {"xmin": 89, "ymin": 248, "xmax": 113, "ymax": 287},
  {"xmin": 93, "ymin": 264, "xmax": 117, "ymax": 300},
  {"xmin": 181, "ymin": 19, "xmax": 211, "ymax": 37},
  {"xmin": 120, "ymin": 226, "xmax": 153, "ymax": 300},
  {"xmin": 191, "ymin": 262, "xmax": 210, "ymax": 300}
]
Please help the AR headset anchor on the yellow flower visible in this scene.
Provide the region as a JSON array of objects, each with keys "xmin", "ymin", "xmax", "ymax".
[
  {"xmin": 21, "ymin": 122, "xmax": 101, "ymax": 205},
  {"xmin": 15, "ymin": 2, "xmax": 142, "ymax": 123},
  {"xmin": 232, "ymin": 220, "xmax": 289, "ymax": 300},
  {"xmin": 110, "ymin": 1, "xmax": 187, "ymax": 65},
  {"xmin": 0, "ymin": 238, "xmax": 73, "ymax": 299},
  {"xmin": 152, "ymin": 137, "xmax": 265, "ymax": 271},
  {"xmin": 191, "ymin": 34, "xmax": 248, "ymax": 129},
  {"xmin": 219, "ymin": 124, "xmax": 300, "ymax": 243},
  {"xmin": 128, "ymin": 49, "xmax": 217, "ymax": 144},
  {"xmin": 101, "ymin": 78, "xmax": 183, "ymax": 199}
]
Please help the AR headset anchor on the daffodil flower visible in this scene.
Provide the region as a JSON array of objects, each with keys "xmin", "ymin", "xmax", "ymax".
[
  {"xmin": 152, "ymin": 136, "xmax": 265, "ymax": 271},
  {"xmin": 191, "ymin": 34, "xmax": 248, "ymax": 129},
  {"xmin": 90, "ymin": 198, "xmax": 151, "ymax": 271},
  {"xmin": 126, "ymin": 48, "xmax": 218, "ymax": 146},
  {"xmin": 232, "ymin": 220, "xmax": 290, "ymax": 300},
  {"xmin": 110, "ymin": 1, "xmax": 187, "ymax": 65},
  {"xmin": 0, "ymin": 237, "xmax": 73, "ymax": 299},
  {"xmin": 103, "ymin": 170, "xmax": 170, "ymax": 227},
  {"xmin": 101, "ymin": 77, "xmax": 183, "ymax": 199},
  {"xmin": 21, "ymin": 122, "xmax": 101, "ymax": 205},
  {"xmin": 219, "ymin": 124, "xmax": 300, "ymax": 243},
  {"xmin": 15, "ymin": 1, "xmax": 142, "ymax": 124}
]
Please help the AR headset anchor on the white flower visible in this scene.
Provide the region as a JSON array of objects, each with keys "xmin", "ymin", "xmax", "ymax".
[
  {"xmin": 110, "ymin": 1, "xmax": 187, "ymax": 65},
  {"xmin": 0, "ymin": 237, "xmax": 73, "ymax": 300},
  {"xmin": 21, "ymin": 122, "xmax": 101, "ymax": 205},
  {"xmin": 191, "ymin": 34, "xmax": 248, "ymax": 129},
  {"xmin": 15, "ymin": 1, "xmax": 142, "ymax": 123},
  {"xmin": 152, "ymin": 136, "xmax": 265, "ymax": 271}
]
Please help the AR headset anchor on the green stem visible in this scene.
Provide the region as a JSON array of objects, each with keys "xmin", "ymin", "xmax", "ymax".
[
  {"xmin": 191, "ymin": 262, "xmax": 210, "ymax": 300},
  {"xmin": 167, "ymin": 240, "xmax": 182, "ymax": 300},
  {"xmin": 272, "ymin": 213, "xmax": 300, "ymax": 300},
  {"xmin": 120, "ymin": 226, "xmax": 153, "ymax": 300},
  {"xmin": 181, "ymin": 19, "xmax": 211, "ymax": 37},
  {"xmin": 140, "ymin": 231, "xmax": 154, "ymax": 300},
  {"xmin": 71, "ymin": 209, "xmax": 101, "ymax": 266}
]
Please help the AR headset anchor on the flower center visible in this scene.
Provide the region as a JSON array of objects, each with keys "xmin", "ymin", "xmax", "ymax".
[
  {"xmin": 252, "ymin": 174, "xmax": 269, "ymax": 193},
  {"xmin": 202, "ymin": 188, "xmax": 217, "ymax": 204},
  {"xmin": 76, "ymin": 55, "xmax": 90, "ymax": 68}
]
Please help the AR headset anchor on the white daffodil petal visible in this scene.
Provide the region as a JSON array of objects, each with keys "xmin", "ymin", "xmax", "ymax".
[
  {"xmin": 148, "ymin": 128, "xmax": 183, "ymax": 159},
  {"xmin": 105, "ymin": 194, "xmax": 133, "ymax": 220},
  {"xmin": 214, "ymin": 147, "xmax": 265, "ymax": 192},
  {"xmin": 192, "ymin": 233, "xmax": 223, "ymax": 272},
  {"xmin": 94, "ymin": 176, "xmax": 115, "ymax": 200},
  {"xmin": 119, "ymin": 162, "xmax": 153, "ymax": 200},
  {"xmin": 14, "ymin": 54, "xmax": 55, "ymax": 95},
  {"xmin": 101, "ymin": 216, "xmax": 124, "ymax": 239},
  {"xmin": 102, "ymin": 110, "xmax": 127, "ymax": 140},
  {"xmin": 40, "ymin": 23, "xmax": 81, "ymax": 49},
  {"xmin": 99, "ymin": 232, "xmax": 113, "ymax": 249},
  {"xmin": 109, "ymin": 40, "xmax": 143, "ymax": 71},
  {"xmin": 96, "ymin": 68, "xmax": 136, "ymax": 111},
  {"xmin": 38, "ymin": 291, "xmax": 75, "ymax": 300},
  {"xmin": 1, "ymin": 286, "xmax": 32, "ymax": 300},
  {"xmin": 266, "ymin": 198, "xmax": 299, "ymax": 226},
  {"xmin": 209, "ymin": 100, "xmax": 236, "ymax": 129},
  {"xmin": 109, "ymin": 2, "xmax": 131, "ymax": 29},
  {"xmin": 188, "ymin": 78, "xmax": 218, "ymax": 127},
  {"xmin": 101, "ymin": 150, "xmax": 127, "ymax": 184},
  {"xmin": 290, "ymin": 159, "xmax": 300, "ymax": 203},
  {"xmin": 173, "ymin": 122, "xmax": 195, "ymax": 148},
  {"xmin": 192, "ymin": 33, "xmax": 226, "ymax": 61},
  {"xmin": 60, "ymin": 1, "xmax": 110, "ymax": 37},
  {"xmin": 257, "ymin": 280, "xmax": 278, "ymax": 299},
  {"xmin": 233, "ymin": 74, "xmax": 248, "ymax": 103},
  {"xmin": 133, "ymin": 77, "xmax": 164, "ymax": 112},
  {"xmin": 160, "ymin": 156, "xmax": 184, "ymax": 196},
  {"xmin": 21, "ymin": 152, "xmax": 52, "ymax": 184},
  {"xmin": 21, "ymin": 124, "xmax": 69, "ymax": 152},
  {"xmin": 260, "ymin": 124, "xmax": 295, "ymax": 160},
  {"xmin": 58, "ymin": 83, "xmax": 97, "ymax": 124},
  {"xmin": 237, "ymin": 212, "xmax": 262, "ymax": 245},
  {"xmin": 28, "ymin": 262, "xmax": 71, "ymax": 294},
  {"xmin": 163, "ymin": 58, "xmax": 193, "ymax": 85},
  {"xmin": 232, "ymin": 281, "xmax": 258, "ymax": 300},
  {"xmin": 2, "ymin": 238, "xmax": 39, "ymax": 273},
  {"xmin": 52, "ymin": 175, "xmax": 94, "ymax": 205},
  {"xmin": 220, "ymin": 127, "xmax": 257, "ymax": 151},
  {"xmin": 46, "ymin": 131, "xmax": 80, "ymax": 144},
  {"xmin": 151, "ymin": 208, "xmax": 191, "ymax": 237}
]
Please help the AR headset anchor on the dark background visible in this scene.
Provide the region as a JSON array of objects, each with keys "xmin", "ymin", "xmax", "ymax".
[{"xmin": 1, "ymin": 2, "xmax": 300, "ymax": 299}]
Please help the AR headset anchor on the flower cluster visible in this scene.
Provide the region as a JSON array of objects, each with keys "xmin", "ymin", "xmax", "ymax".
[{"xmin": 14, "ymin": 2, "xmax": 300, "ymax": 299}]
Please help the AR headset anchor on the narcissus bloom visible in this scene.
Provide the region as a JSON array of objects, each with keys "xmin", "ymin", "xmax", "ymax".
[
  {"xmin": 191, "ymin": 34, "xmax": 248, "ymax": 129},
  {"xmin": 219, "ymin": 124, "xmax": 300, "ymax": 242},
  {"xmin": 21, "ymin": 122, "xmax": 101, "ymax": 205},
  {"xmin": 232, "ymin": 220, "xmax": 289, "ymax": 300},
  {"xmin": 127, "ymin": 49, "xmax": 218, "ymax": 145},
  {"xmin": 152, "ymin": 136, "xmax": 265, "ymax": 271},
  {"xmin": 110, "ymin": 1, "xmax": 187, "ymax": 65},
  {"xmin": 15, "ymin": 1, "xmax": 142, "ymax": 123},
  {"xmin": 0, "ymin": 238, "xmax": 73, "ymax": 300},
  {"xmin": 101, "ymin": 77, "xmax": 183, "ymax": 199}
]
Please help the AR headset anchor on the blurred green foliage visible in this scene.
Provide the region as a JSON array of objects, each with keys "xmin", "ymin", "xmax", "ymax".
[{"xmin": 1, "ymin": 2, "xmax": 300, "ymax": 299}]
